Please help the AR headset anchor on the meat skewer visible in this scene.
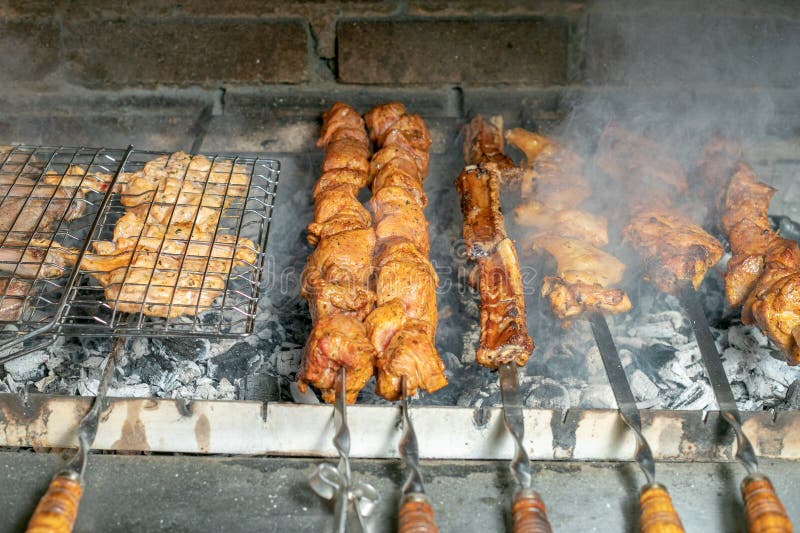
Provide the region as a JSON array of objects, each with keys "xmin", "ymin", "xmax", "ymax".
[
  {"xmin": 363, "ymin": 103, "xmax": 446, "ymax": 400},
  {"xmin": 596, "ymin": 124, "xmax": 791, "ymax": 532},
  {"xmin": 506, "ymin": 126, "xmax": 683, "ymax": 532},
  {"xmin": 297, "ymin": 102, "xmax": 377, "ymax": 404},
  {"xmin": 696, "ymin": 139, "xmax": 800, "ymax": 365},
  {"xmin": 456, "ymin": 116, "xmax": 551, "ymax": 533}
]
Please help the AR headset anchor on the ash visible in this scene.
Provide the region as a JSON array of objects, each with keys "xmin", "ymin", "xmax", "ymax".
[{"xmin": 3, "ymin": 156, "xmax": 800, "ymax": 412}]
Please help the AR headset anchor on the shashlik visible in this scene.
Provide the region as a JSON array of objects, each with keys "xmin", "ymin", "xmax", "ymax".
[
  {"xmin": 0, "ymin": 277, "xmax": 30, "ymax": 321},
  {"xmin": 364, "ymin": 103, "xmax": 446, "ymax": 399},
  {"xmin": 297, "ymin": 103, "xmax": 377, "ymax": 403},
  {"xmin": 505, "ymin": 128, "xmax": 631, "ymax": 320},
  {"xmin": 696, "ymin": 140, "xmax": 800, "ymax": 364},
  {"xmin": 456, "ymin": 116, "xmax": 533, "ymax": 368},
  {"xmin": 595, "ymin": 124, "xmax": 723, "ymax": 294}
]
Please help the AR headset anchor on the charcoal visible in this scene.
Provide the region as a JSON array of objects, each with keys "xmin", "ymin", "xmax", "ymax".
[
  {"xmin": 175, "ymin": 361, "xmax": 203, "ymax": 385},
  {"xmin": 525, "ymin": 380, "xmax": 569, "ymax": 410},
  {"xmin": 579, "ymin": 384, "xmax": 616, "ymax": 409},
  {"xmin": 4, "ymin": 350, "xmax": 48, "ymax": 381},
  {"xmin": 635, "ymin": 343, "xmax": 676, "ymax": 382},
  {"xmin": 109, "ymin": 383, "xmax": 152, "ymax": 398},
  {"xmin": 629, "ymin": 369, "xmax": 660, "ymax": 402},
  {"xmin": 129, "ymin": 352, "xmax": 177, "ymax": 390},
  {"xmin": 155, "ymin": 337, "xmax": 210, "ymax": 360},
  {"xmin": 244, "ymin": 372, "xmax": 282, "ymax": 402},
  {"xmin": 781, "ymin": 380, "xmax": 800, "ymax": 410},
  {"xmin": 211, "ymin": 342, "xmax": 259, "ymax": 381}
]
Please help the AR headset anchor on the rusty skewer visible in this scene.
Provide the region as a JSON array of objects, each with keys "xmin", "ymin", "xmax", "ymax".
[
  {"xmin": 588, "ymin": 311, "xmax": 685, "ymax": 533},
  {"xmin": 498, "ymin": 362, "xmax": 553, "ymax": 533},
  {"xmin": 26, "ymin": 335, "xmax": 127, "ymax": 533},
  {"xmin": 678, "ymin": 283, "xmax": 793, "ymax": 533},
  {"xmin": 397, "ymin": 376, "xmax": 438, "ymax": 533},
  {"xmin": 309, "ymin": 367, "xmax": 380, "ymax": 533}
]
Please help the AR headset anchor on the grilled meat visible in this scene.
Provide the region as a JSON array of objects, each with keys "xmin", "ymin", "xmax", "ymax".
[
  {"xmin": 623, "ymin": 208, "xmax": 724, "ymax": 292},
  {"xmin": 0, "ymin": 277, "xmax": 31, "ymax": 321},
  {"xmin": 457, "ymin": 116, "xmax": 533, "ymax": 369},
  {"xmin": 505, "ymin": 128, "xmax": 631, "ymax": 321},
  {"xmin": 0, "ymin": 239, "xmax": 79, "ymax": 279},
  {"xmin": 364, "ymin": 103, "xmax": 446, "ymax": 399},
  {"xmin": 0, "ymin": 174, "xmax": 86, "ymax": 237},
  {"xmin": 696, "ymin": 144, "xmax": 800, "ymax": 364},
  {"xmin": 297, "ymin": 102, "xmax": 377, "ymax": 403},
  {"xmin": 595, "ymin": 124, "xmax": 723, "ymax": 294},
  {"xmin": 78, "ymin": 153, "xmax": 257, "ymax": 318}
]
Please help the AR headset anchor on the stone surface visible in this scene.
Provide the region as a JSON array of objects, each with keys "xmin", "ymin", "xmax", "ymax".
[
  {"xmin": 337, "ymin": 18, "xmax": 569, "ymax": 85},
  {"xmin": 63, "ymin": 20, "xmax": 309, "ymax": 87},
  {"xmin": 1, "ymin": 452, "xmax": 798, "ymax": 532},
  {"xmin": 0, "ymin": 20, "xmax": 59, "ymax": 85}
]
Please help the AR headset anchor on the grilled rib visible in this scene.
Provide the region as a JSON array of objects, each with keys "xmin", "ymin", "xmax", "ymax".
[
  {"xmin": 457, "ymin": 116, "xmax": 533, "ymax": 369},
  {"xmin": 505, "ymin": 128, "xmax": 631, "ymax": 321},
  {"xmin": 297, "ymin": 102, "xmax": 377, "ymax": 403},
  {"xmin": 364, "ymin": 103, "xmax": 446, "ymax": 399}
]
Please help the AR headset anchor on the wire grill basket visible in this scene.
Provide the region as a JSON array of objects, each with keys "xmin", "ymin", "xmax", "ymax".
[
  {"xmin": 61, "ymin": 149, "xmax": 279, "ymax": 337},
  {"xmin": 0, "ymin": 146, "xmax": 280, "ymax": 360}
]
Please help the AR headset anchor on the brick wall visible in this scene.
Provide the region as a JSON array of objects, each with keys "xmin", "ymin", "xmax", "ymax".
[{"xmin": 2, "ymin": 0, "xmax": 799, "ymax": 90}]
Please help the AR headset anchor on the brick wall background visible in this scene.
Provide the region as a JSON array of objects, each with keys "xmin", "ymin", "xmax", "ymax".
[{"xmin": 1, "ymin": 0, "xmax": 799, "ymax": 178}]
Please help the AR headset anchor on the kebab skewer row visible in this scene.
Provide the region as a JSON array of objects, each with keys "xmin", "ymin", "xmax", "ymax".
[
  {"xmin": 505, "ymin": 127, "xmax": 683, "ymax": 532},
  {"xmin": 297, "ymin": 102, "xmax": 377, "ymax": 404},
  {"xmin": 457, "ymin": 116, "xmax": 551, "ymax": 533},
  {"xmin": 596, "ymin": 124, "xmax": 791, "ymax": 532},
  {"xmin": 363, "ymin": 103, "xmax": 446, "ymax": 401}
]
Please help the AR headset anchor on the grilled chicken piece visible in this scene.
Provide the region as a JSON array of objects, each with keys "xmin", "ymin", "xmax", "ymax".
[
  {"xmin": 300, "ymin": 228, "xmax": 376, "ymax": 321},
  {"xmin": 505, "ymin": 128, "xmax": 631, "ymax": 321},
  {"xmin": 77, "ymin": 153, "xmax": 257, "ymax": 318},
  {"xmin": 0, "ymin": 239, "xmax": 79, "ymax": 279},
  {"xmin": 0, "ymin": 175, "xmax": 86, "ymax": 237},
  {"xmin": 515, "ymin": 202, "xmax": 608, "ymax": 247},
  {"xmin": 595, "ymin": 123, "xmax": 688, "ymax": 205},
  {"xmin": 623, "ymin": 208, "xmax": 724, "ymax": 292},
  {"xmin": 534, "ymin": 236, "xmax": 627, "ymax": 287},
  {"xmin": 0, "ymin": 277, "xmax": 31, "ymax": 321},
  {"xmin": 697, "ymin": 147, "xmax": 800, "ymax": 364},
  {"xmin": 457, "ymin": 116, "xmax": 534, "ymax": 369},
  {"xmin": 43, "ymin": 165, "xmax": 113, "ymax": 194},
  {"xmin": 505, "ymin": 128, "xmax": 590, "ymax": 205},
  {"xmin": 364, "ymin": 102, "xmax": 446, "ymax": 398},
  {"xmin": 298, "ymin": 314, "xmax": 377, "ymax": 404},
  {"xmin": 298, "ymin": 102, "xmax": 377, "ymax": 403}
]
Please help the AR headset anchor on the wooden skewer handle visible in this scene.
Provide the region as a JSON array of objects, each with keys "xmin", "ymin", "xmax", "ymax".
[
  {"xmin": 26, "ymin": 472, "xmax": 83, "ymax": 533},
  {"xmin": 398, "ymin": 493, "xmax": 439, "ymax": 533},
  {"xmin": 741, "ymin": 473, "xmax": 793, "ymax": 533},
  {"xmin": 511, "ymin": 489, "xmax": 552, "ymax": 533},
  {"xmin": 639, "ymin": 483, "xmax": 685, "ymax": 533}
]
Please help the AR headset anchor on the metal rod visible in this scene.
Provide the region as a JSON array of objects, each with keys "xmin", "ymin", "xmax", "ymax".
[
  {"xmin": 499, "ymin": 362, "xmax": 531, "ymax": 490},
  {"xmin": 677, "ymin": 282, "xmax": 758, "ymax": 475},
  {"xmin": 588, "ymin": 311, "xmax": 655, "ymax": 484},
  {"xmin": 399, "ymin": 376, "xmax": 425, "ymax": 496}
]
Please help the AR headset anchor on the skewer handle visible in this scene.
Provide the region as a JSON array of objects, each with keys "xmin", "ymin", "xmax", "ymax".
[
  {"xmin": 511, "ymin": 489, "xmax": 552, "ymax": 533},
  {"xmin": 741, "ymin": 473, "xmax": 793, "ymax": 533},
  {"xmin": 26, "ymin": 473, "xmax": 83, "ymax": 533},
  {"xmin": 639, "ymin": 483, "xmax": 685, "ymax": 533},
  {"xmin": 398, "ymin": 493, "xmax": 438, "ymax": 533}
]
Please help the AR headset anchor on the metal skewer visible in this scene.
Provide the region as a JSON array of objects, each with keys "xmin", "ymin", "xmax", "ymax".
[
  {"xmin": 309, "ymin": 367, "xmax": 379, "ymax": 533},
  {"xmin": 26, "ymin": 335, "xmax": 127, "ymax": 533},
  {"xmin": 588, "ymin": 311, "xmax": 685, "ymax": 533},
  {"xmin": 498, "ymin": 362, "xmax": 552, "ymax": 533},
  {"xmin": 397, "ymin": 376, "xmax": 438, "ymax": 533},
  {"xmin": 677, "ymin": 282, "xmax": 793, "ymax": 533}
]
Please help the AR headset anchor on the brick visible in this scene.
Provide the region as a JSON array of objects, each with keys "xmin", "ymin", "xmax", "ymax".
[
  {"xmin": 407, "ymin": 0, "xmax": 584, "ymax": 17},
  {"xmin": 63, "ymin": 20, "xmax": 308, "ymax": 88},
  {"xmin": 0, "ymin": 20, "xmax": 59, "ymax": 84},
  {"xmin": 584, "ymin": 13, "xmax": 800, "ymax": 87},
  {"xmin": 337, "ymin": 18, "xmax": 568, "ymax": 85}
]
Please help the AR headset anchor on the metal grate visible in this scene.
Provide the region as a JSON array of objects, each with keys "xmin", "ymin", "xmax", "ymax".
[
  {"xmin": 0, "ymin": 146, "xmax": 127, "ymax": 360},
  {"xmin": 59, "ymin": 150, "xmax": 279, "ymax": 338}
]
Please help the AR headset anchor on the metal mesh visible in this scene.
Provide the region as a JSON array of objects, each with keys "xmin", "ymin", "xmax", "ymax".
[
  {"xmin": 0, "ymin": 146, "xmax": 128, "ymax": 358},
  {"xmin": 59, "ymin": 150, "xmax": 279, "ymax": 338}
]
